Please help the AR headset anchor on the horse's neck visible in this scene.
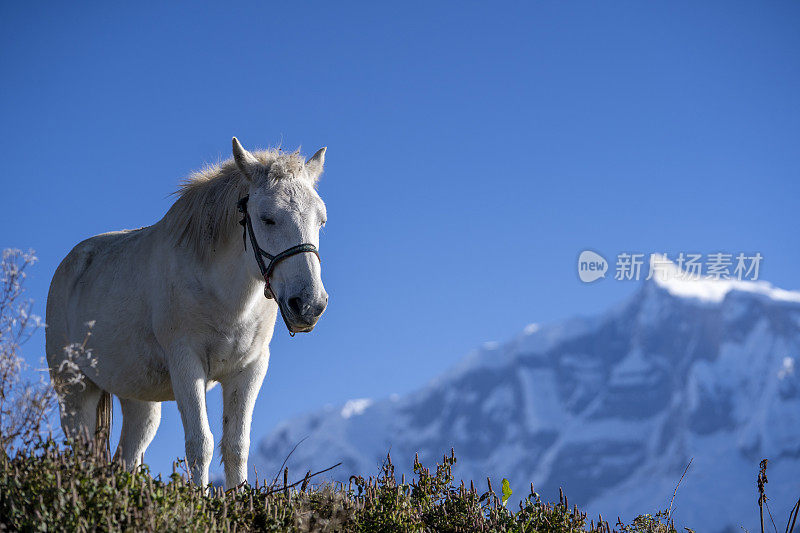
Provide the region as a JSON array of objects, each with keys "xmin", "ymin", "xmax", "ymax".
[{"xmin": 200, "ymin": 237, "xmax": 269, "ymax": 314}]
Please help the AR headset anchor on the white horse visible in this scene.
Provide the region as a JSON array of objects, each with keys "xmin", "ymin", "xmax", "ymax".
[{"xmin": 46, "ymin": 138, "xmax": 328, "ymax": 487}]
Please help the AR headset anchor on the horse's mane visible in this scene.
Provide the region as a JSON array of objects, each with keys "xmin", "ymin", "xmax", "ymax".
[{"xmin": 161, "ymin": 149, "xmax": 306, "ymax": 257}]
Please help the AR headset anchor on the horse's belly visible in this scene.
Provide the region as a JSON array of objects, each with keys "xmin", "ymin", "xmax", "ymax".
[
  {"xmin": 88, "ymin": 345, "xmax": 175, "ymax": 402},
  {"xmin": 114, "ymin": 362, "xmax": 175, "ymax": 401}
]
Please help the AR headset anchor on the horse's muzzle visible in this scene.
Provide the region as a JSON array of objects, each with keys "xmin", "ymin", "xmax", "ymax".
[{"xmin": 280, "ymin": 293, "xmax": 328, "ymax": 333}]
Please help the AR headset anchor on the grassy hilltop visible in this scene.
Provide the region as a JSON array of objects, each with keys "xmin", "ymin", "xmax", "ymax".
[{"xmin": 0, "ymin": 439, "xmax": 681, "ymax": 532}]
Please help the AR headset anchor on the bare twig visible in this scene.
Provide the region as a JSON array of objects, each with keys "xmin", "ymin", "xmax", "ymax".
[
  {"xmin": 269, "ymin": 435, "xmax": 309, "ymax": 488},
  {"xmin": 766, "ymin": 499, "xmax": 778, "ymax": 533},
  {"xmin": 786, "ymin": 497, "xmax": 800, "ymax": 533},
  {"xmin": 264, "ymin": 462, "xmax": 342, "ymax": 496},
  {"xmin": 668, "ymin": 458, "xmax": 693, "ymax": 521}
]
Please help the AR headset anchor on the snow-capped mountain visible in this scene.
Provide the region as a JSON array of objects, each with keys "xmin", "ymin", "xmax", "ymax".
[{"xmin": 253, "ymin": 266, "xmax": 800, "ymax": 532}]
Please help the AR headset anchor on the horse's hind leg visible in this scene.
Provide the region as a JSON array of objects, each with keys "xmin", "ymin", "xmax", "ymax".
[
  {"xmin": 115, "ymin": 399, "xmax": 161, "ymax": 469},
  {"xmin": 56, "ymin": 376, "xmax": 103, "ymax": 441}
]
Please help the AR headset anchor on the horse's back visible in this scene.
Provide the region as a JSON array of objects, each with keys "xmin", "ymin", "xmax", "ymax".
[{"xmin": 46, "ymin": 228, "xmax": 152, "ymax": 364}]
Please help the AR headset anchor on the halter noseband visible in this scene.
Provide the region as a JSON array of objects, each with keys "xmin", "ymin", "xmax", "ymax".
[{"xmin": 237, "ymin": 195, "xmax": 321, "ymax": 304}]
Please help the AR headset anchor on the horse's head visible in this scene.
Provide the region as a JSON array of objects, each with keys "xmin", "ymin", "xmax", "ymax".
[{"xmin": 232, "ymin": 138, "xmax": 328, "ymax": 333}]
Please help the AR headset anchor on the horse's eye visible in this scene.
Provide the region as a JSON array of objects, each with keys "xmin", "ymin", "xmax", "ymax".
[{"xmin": 261, "ymin": 216, "xmax": 276, "ymax": 225}]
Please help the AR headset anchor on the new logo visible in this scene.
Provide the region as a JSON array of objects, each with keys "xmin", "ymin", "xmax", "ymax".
[{"xmin": 578, "ymin": 250, "xmax": 608, "ymax": 283}]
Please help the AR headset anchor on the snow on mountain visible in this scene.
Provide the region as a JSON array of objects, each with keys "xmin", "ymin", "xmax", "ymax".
[
  {"xmin": 651, "ymin": 253, "xmax": 800, "ymax": 304},
  {"xmin": 252, "ymin": 272, "xmax": 800, "ymax": 532}
]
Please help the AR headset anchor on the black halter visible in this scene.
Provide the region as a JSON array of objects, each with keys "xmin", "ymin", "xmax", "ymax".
[{"xmin": 237, "ymin": 195, "xmax": 321, "ymax": 304}]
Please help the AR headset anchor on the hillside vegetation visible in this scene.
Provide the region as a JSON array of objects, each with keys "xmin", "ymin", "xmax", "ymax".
[{"xmin": 1, "ymin": 439, "xmax": 684, "ymax": 532}]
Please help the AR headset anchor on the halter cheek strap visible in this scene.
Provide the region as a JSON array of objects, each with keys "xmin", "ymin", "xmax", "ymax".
[{"xmin": 237, "ymin": 195, "xmax": 321, "ymax": 302}]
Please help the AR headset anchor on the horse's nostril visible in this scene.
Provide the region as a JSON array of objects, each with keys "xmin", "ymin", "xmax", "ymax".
[{"xmin": 288, "ymin": 297, "xmax": 303, "ymax": 316}]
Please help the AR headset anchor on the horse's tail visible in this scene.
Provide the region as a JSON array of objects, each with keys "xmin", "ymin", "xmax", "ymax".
[{"xmin": 95, "ymin": 390, "xmax": 113, "ymax": 459}]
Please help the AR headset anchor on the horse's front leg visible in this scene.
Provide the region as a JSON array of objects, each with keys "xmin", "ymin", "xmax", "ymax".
[
  {"xmin": 221, "ymin": 354, "xmax": 269, "ymax": 488},
  {"xmin": 169, "ymin": 343, "xmax": 214, "ymax": 487}
]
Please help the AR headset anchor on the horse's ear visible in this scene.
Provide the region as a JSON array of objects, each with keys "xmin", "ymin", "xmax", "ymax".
[
  {"xmin": 232, "ymin": 137, "xmax": 260, "ymax": 181},
  {"xmin": 305, "ymin": 147, "xmax": 326, "ymax": 182}
]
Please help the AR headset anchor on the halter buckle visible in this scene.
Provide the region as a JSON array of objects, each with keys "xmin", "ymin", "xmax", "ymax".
[{"xmin": 263, "ymin": 281, "xmax": 274, "ymax": 300}]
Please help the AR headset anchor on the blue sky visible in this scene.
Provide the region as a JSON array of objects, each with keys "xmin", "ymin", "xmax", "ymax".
[{"xmin": 2, "ymin": 1, "xmax": 799, "ymax": 477}]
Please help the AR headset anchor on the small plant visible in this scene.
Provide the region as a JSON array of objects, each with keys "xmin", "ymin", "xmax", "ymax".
[
  {"xmin": 0, "ymin": 248, "xmax": 54, "ymax": 456},
  {"xmin": 501, "ymin": 478, "xmax": 513, "ymax": 507},
  {"xmin": 757, "ymin": 458, "xmax": 798, "ymax": 533},
  {"xmin": 616, "ymin": 511, "xmax": 677, "ymax": 533}
]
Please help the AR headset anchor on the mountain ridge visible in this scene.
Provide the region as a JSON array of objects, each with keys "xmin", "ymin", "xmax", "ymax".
[{"xmin": 253, "ymin": 275, "xmax": 800, "ymax": 532}]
